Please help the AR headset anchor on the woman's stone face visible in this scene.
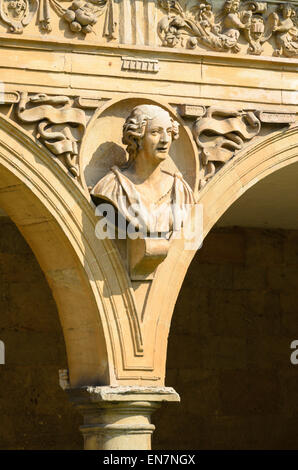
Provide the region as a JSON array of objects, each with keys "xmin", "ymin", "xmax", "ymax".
[
  {"xmin": 141, "ymin": 112, "xmax": 173, "ymax": 163},
  {"xmin": 282, "ymin": 6, "xmax": 291, "ymax": 18}
]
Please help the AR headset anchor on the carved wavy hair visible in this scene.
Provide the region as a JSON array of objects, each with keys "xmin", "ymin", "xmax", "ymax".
[{"xmin": 122, "ymin": 105, "xmax": 179, "ymax": 164}]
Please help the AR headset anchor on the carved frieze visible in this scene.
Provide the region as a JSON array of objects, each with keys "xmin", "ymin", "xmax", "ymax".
[
  {"xmin": 158, "ymin": 0, "xmax": 298, "ymax": 58},
  {"xmin": 271, "ymin": 2, "xmax": 298, "ymax": 57},
  {"xmin": 0, "ymin": 0, "xmax": 117, "ymax": 36},
  {"xmin": 0, "ymin": 0, "xmax": 295, "ymax": 59}
]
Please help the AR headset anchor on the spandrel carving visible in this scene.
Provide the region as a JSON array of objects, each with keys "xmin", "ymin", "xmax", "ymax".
[
  {"xmin": 192, "ymin": 105, "xmax": 296, "ymax": 189},
  {"xmin": 193, "ymin": 106, "xmax": 262, "ymax": 188},
  {"xmin": 17, "ymin": 92, "xmax": 86, "ymax": 177}
]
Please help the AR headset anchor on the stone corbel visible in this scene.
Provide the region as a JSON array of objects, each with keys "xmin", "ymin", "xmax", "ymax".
[{"xmin": 128, "ymin": 236, "xmax": 170, "ymax": 281}]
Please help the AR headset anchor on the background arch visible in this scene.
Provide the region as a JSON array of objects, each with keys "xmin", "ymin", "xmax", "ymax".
[
  {"xmin": 151, "ymin": 125, "xmax": 298, "ymax": 383},
  {"xmin": 0, "ymin": 114, "xmax": 136, "ymax": 387}
]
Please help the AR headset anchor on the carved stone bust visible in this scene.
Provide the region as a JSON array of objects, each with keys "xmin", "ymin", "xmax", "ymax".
[{"xmin": 91, "ymin": 104, "xmax": 195, "ymax": 237}]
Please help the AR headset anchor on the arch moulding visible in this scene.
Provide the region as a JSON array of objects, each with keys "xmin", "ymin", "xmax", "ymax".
[{"xmin": 0, "ymin": 110, "xmax": 297, "ymax": 386}]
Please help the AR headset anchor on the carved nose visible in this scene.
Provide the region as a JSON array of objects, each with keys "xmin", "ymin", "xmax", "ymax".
[{"xmin": 160, "ymin": 131, "xmax": 170, "ymax": 143}]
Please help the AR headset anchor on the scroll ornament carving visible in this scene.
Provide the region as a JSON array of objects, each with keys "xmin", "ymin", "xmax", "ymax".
[
  {"xmin": 17, "ymin": 92, "xmax": 86, "ymax": 177},
  {"xmin": 192, "ymin": 106, "xmax": 296, "ymax": 189},
  {"xmin": 193, "ymin": 107, "xmax": 261, "ymax": 188},
  {"xmin": 158, "ymin": 0, "xmax": 298, "ymax": 57}
]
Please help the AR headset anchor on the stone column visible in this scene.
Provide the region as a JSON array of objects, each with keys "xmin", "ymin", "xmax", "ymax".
[{"xmin": 67, "ymin": 386, "xmax": 180, "ymax": 450}]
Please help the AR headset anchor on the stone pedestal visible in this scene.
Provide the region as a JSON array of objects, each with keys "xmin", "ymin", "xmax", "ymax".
[{"xmin": 67, "ymin": 386, "xmax": 180, "ymax": 450}]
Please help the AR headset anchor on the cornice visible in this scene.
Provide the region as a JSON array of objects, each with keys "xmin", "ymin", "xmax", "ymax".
[{"xmin": 0, "ymin": 33, "xmax": 297, "ymax": 70}]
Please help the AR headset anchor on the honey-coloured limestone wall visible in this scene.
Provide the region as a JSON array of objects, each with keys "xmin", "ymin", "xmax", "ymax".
[{"xmin": 154, "ymin": 226, "xmax": 298, "ymax": 449}]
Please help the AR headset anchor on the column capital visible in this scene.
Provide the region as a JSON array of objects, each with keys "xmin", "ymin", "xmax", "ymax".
[
  {"xmin": 66, "ymin": 386, "xmax": 180, "ymax": 450},
  {"xmin": 67, "ymin": 385, "xmax": 180, "ymax": 404}
]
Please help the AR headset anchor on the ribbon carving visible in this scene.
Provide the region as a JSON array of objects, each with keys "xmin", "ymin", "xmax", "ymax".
[
  {"xmin": 193, "ymin": 107, "xmax": 261, "ymax": 188},
  {"xmin": 17, "ymin": 92, "xmax": 86, "ymax": 177}
]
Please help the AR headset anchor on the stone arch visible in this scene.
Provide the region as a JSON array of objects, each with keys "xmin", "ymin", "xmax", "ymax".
[
  {"xmin": 155, "ymin": 125, "xmax": 298, "ymax": 381},
  {"xmin": 0, "ymin": 113, "xmax": 137, "ymax": 387}
]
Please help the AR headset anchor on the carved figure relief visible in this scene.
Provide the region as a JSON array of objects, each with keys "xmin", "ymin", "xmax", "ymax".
[
  {"xmin": 157, "ymin": 0, "xmax": 252, "ymax": 52},
  {"xmin": 157, "ymin": 0, "xmax": 298, "ymax": 57},
  {"xmin": 17, "ymin": 93, "xmax": 86, "ymax": 177},
  {"xmin": 271, "ymin": 2, "xmax": 298, "ymax": 57}
]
